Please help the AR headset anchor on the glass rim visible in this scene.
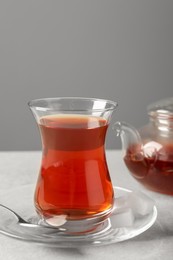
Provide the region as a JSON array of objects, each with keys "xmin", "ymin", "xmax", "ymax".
[{"xmin": 28, "ymin": 97, "xmax": 118, "ymax": 112}]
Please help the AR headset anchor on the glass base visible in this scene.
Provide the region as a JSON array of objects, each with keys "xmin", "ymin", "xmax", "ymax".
[{"xmin": 31, "ymin": 210, "xmax": 111, "ymax": 235}]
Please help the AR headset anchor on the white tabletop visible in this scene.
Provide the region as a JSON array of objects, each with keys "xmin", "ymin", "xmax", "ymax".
[{"xmin": 0, "ymin": 150, "xmax": 172, "ymax": 260}]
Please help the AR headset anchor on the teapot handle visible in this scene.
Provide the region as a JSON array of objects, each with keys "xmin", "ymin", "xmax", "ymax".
[
  {"xmin": 113, "ymin": 121, "xmax": 158, "ymax": 163},
  {"xmin": 112, "ymin": 121, "xmax": 143, "ymax": 152}
]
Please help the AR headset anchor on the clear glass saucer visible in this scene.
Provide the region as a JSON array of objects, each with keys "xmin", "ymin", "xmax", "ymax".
[{"xmin": 0, "ymin": 185, "xmax": 157, "ymax": 247}]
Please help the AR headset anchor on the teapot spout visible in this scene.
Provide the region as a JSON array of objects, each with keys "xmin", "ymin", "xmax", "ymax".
[{"xmin": 113, "ymin": 121, "xmax": 143, "ymax": 152}]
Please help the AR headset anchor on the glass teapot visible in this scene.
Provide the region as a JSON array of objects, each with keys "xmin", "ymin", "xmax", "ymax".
[{"xmin": 114, "ymin": 98, "xmax": 173, "ymax": 195}]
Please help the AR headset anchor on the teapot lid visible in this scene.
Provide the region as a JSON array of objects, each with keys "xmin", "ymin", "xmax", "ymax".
[{"xmin": 148, "ymin": 97, "xmax": 173, "ymax": 118}]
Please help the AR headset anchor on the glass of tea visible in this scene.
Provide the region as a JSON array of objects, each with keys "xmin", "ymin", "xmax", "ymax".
[{"xmin": 29, "ymin": 97, "xmax": 118, "ymax": 232}]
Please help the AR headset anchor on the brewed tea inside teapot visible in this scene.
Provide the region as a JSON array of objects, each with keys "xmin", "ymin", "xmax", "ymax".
[{"xmin": 115, "ymin": 98, "xmax": 173, "ymax": 195}]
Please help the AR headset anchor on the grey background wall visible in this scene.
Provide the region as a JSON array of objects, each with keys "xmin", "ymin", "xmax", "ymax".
[{"xmin": 0, "ymin": 0, "xmax": 173, "ymax": 150}]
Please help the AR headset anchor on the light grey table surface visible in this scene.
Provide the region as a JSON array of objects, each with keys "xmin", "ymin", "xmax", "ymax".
[{"xmin": 0, "ymin": 150, "xmax": 172, "ymax": 260}]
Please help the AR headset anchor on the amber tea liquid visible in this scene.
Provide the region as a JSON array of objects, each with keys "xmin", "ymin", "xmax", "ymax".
[
  {"xmin": 35, "ymin": 115, "xmax": 114, "ymax": 219},
  {"xmin": 124, "ymin": 144, "xmax": 173, "ymax": 195}
]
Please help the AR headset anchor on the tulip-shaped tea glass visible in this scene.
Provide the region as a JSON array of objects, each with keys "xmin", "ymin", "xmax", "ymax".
[{"xmin": 29, "ymin": 97, "xmax": 118, "ymax": 233}]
